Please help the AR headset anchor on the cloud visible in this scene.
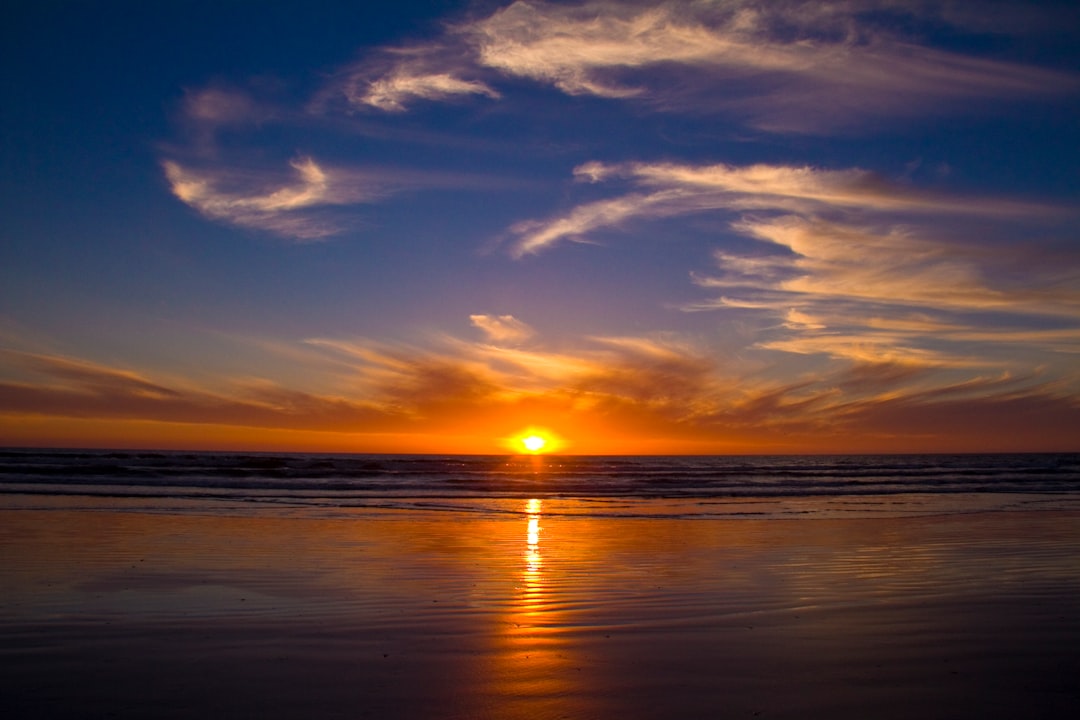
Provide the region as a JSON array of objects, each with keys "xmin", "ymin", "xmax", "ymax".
[
  {"xmin": 688, "ymin": 211, "xmax": 1080, "ymax": 366},
  {"xmin": 163, "ymin": 156, "xmax": 383, "ymax": 239},
  {"xmin": 508, "ymin": 159, "xmax": 1048, "ymax": 256},
  {"xmin": 470, "ymin": 314, "xmax": 536, "ymax": 344},
  {"xmin": 508, "ymin": 190, "xmax": 689, "ymax": 257},
  {"xmin": 160, "ymin": 1, "xmax": 1076, "ymax": 243},
  {"xmin": 363, "ymin": 70, "xmax": 499, "ymax": 111},
  {"xmin": 169, "ymin": 86, "xmax": 287, "ymax": 160},
  {"xmin": 183, "ymin": 87, "xmax": 262, "ymax": 125},
  {"xmin": 4, "ymin": 324, "xmax": 1078, "ymax": 453},
  {"xmin": 342, "ymin": 45, "xmax": 500, "ymax": 112},
  {"xmin": 4, "ymin": 351, "xmax": 183, "ymax": 400},
  {"xmin": 578, "ymin": 161, "xmax": 1043, "ymax": 214},
  {"xmin": 164, "ymin": 76, "xmax": 521, "ymax": 241},
  {"xmin": 697, "ymin": 213, "xmax": 1080, "ymax": 333},
  {"xmin": 834, "ymin": 389, "xmax": 1080, "ymax": 451},
  {"xmin": 716, "ymin": 216, "xmax": 1007, "ymax": 311},
  {"xmin": 0, "ymin": 350, "xmax": 395, "ymax": 431},
  {"xmin": 506, "ymin": 158, "xmax": 1080, "ymax": 376},
  {"xmin": 462, "ymin": 0, "xmax": 1075, "ymax": 130},
  {"xmin": 328, "ymin": 1, "xmax": 1075, "ymax": 131}
]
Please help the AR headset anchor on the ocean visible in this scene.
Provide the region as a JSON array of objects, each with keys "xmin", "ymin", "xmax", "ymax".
[
  {"xmin": 2, "ymin": 448, "xmax": 1079, "ymax": 518},
  {"xmin": 3, "ymin": 449, "xmax": 1079, "ymax": 719}
]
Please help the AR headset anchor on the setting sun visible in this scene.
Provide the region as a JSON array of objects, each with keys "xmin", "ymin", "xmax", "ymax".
[
  {"xmin": 522, "ymin": 435, "xmax": 546, "ymax": 453},
  {"xmin": 506, "ymin": 427, "xmax": 563, "ymax": 455}
]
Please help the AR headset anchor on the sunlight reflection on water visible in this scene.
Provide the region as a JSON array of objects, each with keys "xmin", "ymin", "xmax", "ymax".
[{"xmin": 2, "ymin": 502, "xmax": 1080, "ymax": 719}]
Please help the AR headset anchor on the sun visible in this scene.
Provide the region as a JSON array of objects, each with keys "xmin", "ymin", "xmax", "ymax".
[
  {"xmin": 522, "ymin": 435, "xmax": 547, "ymax": 453},
  {"xmin": 506, "ymin": 427, "xmax": 562, "ymax": 454}
]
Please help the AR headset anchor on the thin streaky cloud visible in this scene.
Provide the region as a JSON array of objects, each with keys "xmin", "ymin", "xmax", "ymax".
[
  {"xmin": 727, "ymin": 216, "xmax": 1005, "ymax": 311},
  {"xmin": 163, "ymin": 156, "xmax": 382, "ymax": 240},
  {"xmin": 335, "ymin": 43, "xmax": 500, "ymax": 112},
  {"xmin": 509, "ymin": 159, "xmax": 1051, "ymax": 256},
  {"xmin": 331, "ymin": 1, "xmax": 1077, "ymax": 132},
  {"xmin": 706, "ymin": 215, "xmax": 1080, "ymax": 318},
  {"xmin": 460, "ymin": 0, "xmax": 1075, "ymax": 129},
  {"xmin": 692, "ymin": 214, "xmax": 1080, "ymax": 366},
  {"xmin": 577, "ymin": 161, "xmax": 1049, "ymax": 215},
  {"xmin": 362, "ymin": 70, "xmax": 500, "ymax": 111},
  {"xmin": 506, "ymin": 157, "xmax": 1080, "ymax": 371},
  {"xmin": 508, "ymin": 190, "xmax": 690, "ymax": 258},
  {"xmin": 2, "ymin": 350, "xmax": 183, "ymax": 399}
]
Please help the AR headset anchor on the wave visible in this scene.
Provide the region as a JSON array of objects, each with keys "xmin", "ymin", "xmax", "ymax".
[{"xmin": 2, "ymin": 449, "xmax": 1078, "ymax": 503}]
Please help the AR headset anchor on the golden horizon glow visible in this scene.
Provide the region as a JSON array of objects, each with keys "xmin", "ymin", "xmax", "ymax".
[{"xmin": 5, "ymin": 409, "xmax": 1078, "ymax": 456}]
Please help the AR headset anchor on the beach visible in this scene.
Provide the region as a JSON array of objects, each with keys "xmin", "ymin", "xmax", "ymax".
[{"xmin": 3, "ymin": 497, "xmax": 1079, "ymax": 719}]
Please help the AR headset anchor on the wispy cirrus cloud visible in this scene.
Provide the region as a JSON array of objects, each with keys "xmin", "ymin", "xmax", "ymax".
[
  {"xmin": 340, "ymin": 45, "xmax": 500, "ymax": 112},
  {"xmin": 576, "ymin": 161, "xmax": 1046, "ymax": 215},
  {"xmin": 0, "ymin": 349, "xmax": 395, "ymax": 431},
  {"xmin": 163, "ymin": 156, "xmax": 385, "ymax": 239},
  {"xmin": 163, "ymin": 75, "xmax": 519, "ymax": 240},
  {"xmin": 508, "ymin": 159, "xmax": 1048, "ymax": 257},
  {"xmin": 705, "ymin": 215, "xmax": 1080, "ymax": 315},
  {"xmin": 162, "ymin": 1, "xmax": 1077, "ymax": 242},
  {"xmin": 693, "ymin": 213, "xmax": 1080, "ymax": 361},
  {"xmin": 507, "ymin": 190, "xmax": 688, "ymax": 258},
  {"xmin": 341, "ymin": 0, "xmax": 1076, "ymax": 131},
  {"xmin": 505, "ymin": 157, "xmax": 1080, "ymax": 374}
]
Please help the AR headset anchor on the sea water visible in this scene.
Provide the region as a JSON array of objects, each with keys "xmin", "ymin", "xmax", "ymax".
[
  {"xmin": 2, "ymin": 449, "xmax": 1080, "ymax": 719},
  {"xmin": 1, "ymin": 449, "xmax": 1078, "ymax": 518}
]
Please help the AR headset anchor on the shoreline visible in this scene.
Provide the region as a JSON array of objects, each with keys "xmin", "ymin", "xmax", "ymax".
[{"xmin": 3, "ymin": 504, "xmax": 1079, "ymax": 718}]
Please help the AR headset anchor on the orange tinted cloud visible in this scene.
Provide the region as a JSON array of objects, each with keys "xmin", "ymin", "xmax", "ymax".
[{"xmin": 3, "ymin": 327, "xmax": 1078, "ymax": 454}]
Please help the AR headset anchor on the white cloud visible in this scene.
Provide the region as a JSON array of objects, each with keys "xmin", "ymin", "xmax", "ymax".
[
  {"xmin": 461, "ymin": 0, "xmax": 1074, "ymax": 130},
  {"xmin": 338, "ymin": 44, "xmax": 500, "ymax": 112},
  {"xmin": 508, "ymin": 190, "xmax": 693, "ymax": 257},
  {"xmin": 328, "ymin": 1, "xmax": 1075, "ymax": 130},
  {"xmin": 361, "ymin": 70, "xmax": 499, "ymax": 111},
  {"xmin": 694, "ymin": 214, "xmax": 1080, "ymax": 364},
  {"xmin": 713, "ymin": 214, "xmax": 1080, "ymax": 317},
  {"xmin": 508, "ymin": 159, "xmax": 1046, "ymax": 256},
  {"xmin": 470, "ymin": 314, "xmax": 536, "ymax": 344},
  {"xmin": 580, "ymin": 161, "xmax": 1044, "ymax": 214},
  {"xmin": 163, "ymin": 156, "xmax": 380, "ymax": 240}
]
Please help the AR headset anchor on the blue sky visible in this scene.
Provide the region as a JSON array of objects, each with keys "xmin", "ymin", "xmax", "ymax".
[{"xmin": 2, "ymin": 0, "xmax": 1079, "ymax": 453}]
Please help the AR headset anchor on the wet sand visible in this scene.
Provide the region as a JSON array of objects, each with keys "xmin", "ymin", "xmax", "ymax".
[{"xmin": 2, "ymin": 501, "xmax": 1079, "ymax": 719}]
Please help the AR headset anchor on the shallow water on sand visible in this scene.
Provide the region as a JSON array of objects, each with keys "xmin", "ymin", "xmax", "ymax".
[{"xmin": 2, "ymin": 500, "xmax": 1079, "ymax": 719}]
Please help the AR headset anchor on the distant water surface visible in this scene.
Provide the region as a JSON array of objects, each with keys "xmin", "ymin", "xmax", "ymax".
[{"xmin": 2, "ymin": 449, "xmax": 1078, "ymax": 518}]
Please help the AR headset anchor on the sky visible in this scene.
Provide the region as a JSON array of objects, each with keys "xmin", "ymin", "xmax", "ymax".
[{"xmin": 2, "ymin": 0, "xmax": 1079, "ymax": 455}]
